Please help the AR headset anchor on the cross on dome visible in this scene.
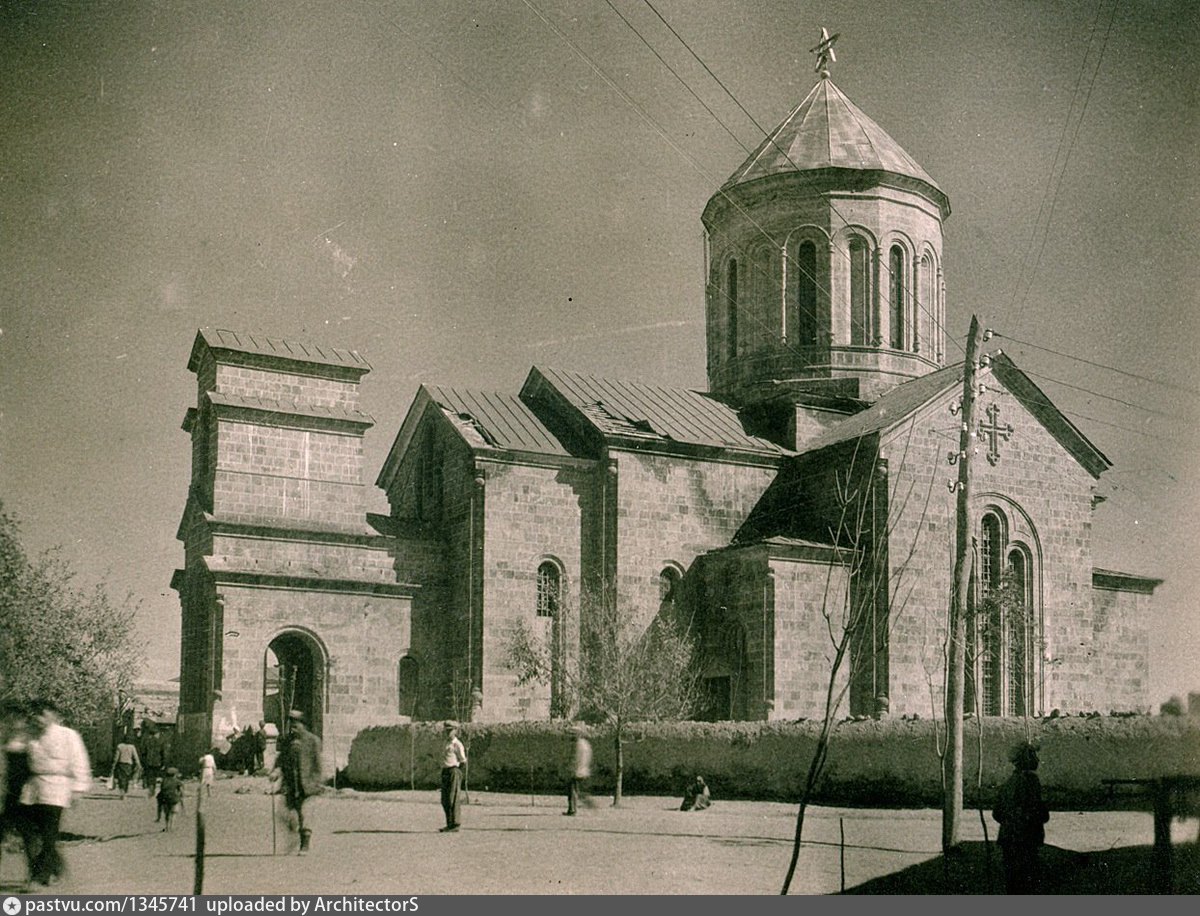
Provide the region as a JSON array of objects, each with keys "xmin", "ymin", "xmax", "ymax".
[{"xmin": 810, "ymin": 27, "xmax": 839, "ymax": 78}]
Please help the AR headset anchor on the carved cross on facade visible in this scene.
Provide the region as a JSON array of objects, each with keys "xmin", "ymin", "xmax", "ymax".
[{"xmin": 978, "ymin": 402, "xmax": 1013, "ymax": 466}]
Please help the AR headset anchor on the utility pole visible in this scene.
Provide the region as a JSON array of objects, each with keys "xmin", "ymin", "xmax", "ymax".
[{"xmin": 942, "ymin": 315, "xmax": 984, "ymax": 852}]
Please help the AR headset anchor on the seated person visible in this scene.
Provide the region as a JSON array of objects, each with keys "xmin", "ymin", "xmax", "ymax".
[{"xmin": 680, "ymin": 775, "xmax": 711, "ymax": 811}]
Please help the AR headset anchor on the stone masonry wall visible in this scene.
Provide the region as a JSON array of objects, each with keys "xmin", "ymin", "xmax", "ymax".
[
  {"xmin": 1090, "ymin": 586, "xmax": 1152, "ymax": 713},
  {"xmin": 613, "ymin": 451, "xmax": 778, "ymax": 629},
  {"xmin": 769, "ymin": 554, "xmax": 852, "ymax": 719},
  {"xmin": 213, "ymin": 422, "xmax": 366, "ymax": 528},
  {"xmin": 213, "ymin": 583, "xmax": 412, "ymax": 774},
  {"xmin": 213, "ymin": 364, "xmax": 362, "ymax": 410},
  {"xmin": 477, "ymin": 458, "xmax": 593, "ymax": 722},
  {"xmin": 883, "ymin": 376, "xmax": 1107, "ymax": 716}
]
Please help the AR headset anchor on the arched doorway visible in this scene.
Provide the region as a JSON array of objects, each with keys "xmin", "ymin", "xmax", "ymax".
[{"xmin": 264, "ymin": 629, "xmax": 327, "ymax": 737}]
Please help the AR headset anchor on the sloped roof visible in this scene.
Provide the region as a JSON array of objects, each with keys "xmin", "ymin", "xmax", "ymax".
[
  {"xmin": 188, "ymin": 327, "xmax": 371, "ymax": 374},
  {"xmin": 720, "ymin": 76, "xmax": 945, "ymax": 216},
  {"xmin": 796, "ymin": 355, "xmax": 1111, "ymax": 479},
  {"xmin": 721, "ymin": 78, "xmax": 943, "ymax": 196},
  {"xmin": 799, "ymin": 362, "xmax": 963, "ymax": 454},
  {"xmin": 424, "ymin": 384, "xmax": 572, "ymax": 456},
  {"xmin": 529, "ymin": 366, "xmax": 784, "ymax": 456}
]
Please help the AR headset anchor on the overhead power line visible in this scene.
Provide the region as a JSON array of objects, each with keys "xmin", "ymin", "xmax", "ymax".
[{"xmin": 989, "ymin": 330, "xmax": 1200, "ymax": 399}]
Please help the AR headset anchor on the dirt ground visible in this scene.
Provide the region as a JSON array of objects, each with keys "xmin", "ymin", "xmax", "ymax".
[{"xmin": 1, "ymin": 776, "xmax": 1197, "ymax": 895}]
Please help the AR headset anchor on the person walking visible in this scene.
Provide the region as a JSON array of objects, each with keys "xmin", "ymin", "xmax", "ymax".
[
  {"xmin": 438, "ymin": 721, "xmax": 467, "ymax": 832},
  {"xmin": 273, "ymin": 710, "xmax": 322, "ymax": 854},
  {"xmin": 565, "ymin": 726, "xmax": 593, "ymax": 816},
  {"xmin": 110, "ymin": 735, "xmax": 141, "ymax": 798},
  {"xmin": 140, "ymin": 724, "xmax": 166, "ymax": 796},
  {"xmin": 156, "ymin": 767, "xmax": 183, "ymax": 831},
  {"xmin": 20, "ymin": 698, "xmax": 92, "ymax": 887},
  {"xmin": 1, "ymin": 703, "xmax": 35, "ymax": 886},
  {"xmin": 253, "ymin": 721, "xmax": 267, "ymax": 773},
  {"xmin": 199, "ymin": 750, "xmax": 217, "ymax": 796},
  {"xmin": 993, "ymin": 743, "xmax": 1050, "ymax": 894}
]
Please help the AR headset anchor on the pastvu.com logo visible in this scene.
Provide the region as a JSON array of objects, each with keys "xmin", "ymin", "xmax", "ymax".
[{"xmin": 3, "ymin": 896, "xmax": 22, "ymax": 915}]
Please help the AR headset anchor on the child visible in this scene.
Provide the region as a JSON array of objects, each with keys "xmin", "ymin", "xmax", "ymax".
[
  {"xmin": 157, "ymin": 767, "xmax": 183, "ymax": 831},
  {"xmin": 199, "ymin": 750, "xmax": 216, "ymax": 796}
]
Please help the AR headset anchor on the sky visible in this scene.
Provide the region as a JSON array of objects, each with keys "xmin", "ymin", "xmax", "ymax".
[{"xmin": 1, "ymin": 0, "xmax": 1197, "ymax": 706}]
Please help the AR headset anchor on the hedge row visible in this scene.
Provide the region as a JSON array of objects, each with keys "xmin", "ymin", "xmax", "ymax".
[{"xmin": 345, "ymin": 717, "xmax": 1200, "ymax": 808}]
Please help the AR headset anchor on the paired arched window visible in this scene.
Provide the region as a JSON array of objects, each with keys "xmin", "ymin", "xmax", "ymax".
[
  {"xmin": 536, "ymin": 562, "xmax": 561, "ymax": 618},
  {"xmin": 889, "ymin": 245, "xmax": 906, "ymax": 350},
  {"xmin": 794, "ymin": 241, "xmax": 818, "ymax": 346},
  {"xmin": 848, "ymin": 238, "xmax": 869, "ymax": 345},
  {"xmin": 968, "ymin": 511, "xmax": 1037, "ymax": 716},
  {"xmin": 725, "ymin": 259, "xmax": 739, "ymax": 361}
]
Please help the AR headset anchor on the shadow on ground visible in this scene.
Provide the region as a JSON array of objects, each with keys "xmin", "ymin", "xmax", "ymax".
[{"xmin": 844, "ymin": 841, "xmax": 1200, "ymax": 894}]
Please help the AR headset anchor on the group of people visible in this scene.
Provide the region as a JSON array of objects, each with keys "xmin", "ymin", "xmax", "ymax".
[
  {"xmin": 0, "ymin": 699, "xmax": 92, "ymax": 888},
  {"xmin": 6, "ymin": 700, "xmax": 1050, "ymax": 892}
]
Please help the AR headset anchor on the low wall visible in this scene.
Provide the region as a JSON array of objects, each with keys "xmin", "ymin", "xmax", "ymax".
[{"xmin": 346, "ymin": 717, "xmax": 1200, "ymax": 808}]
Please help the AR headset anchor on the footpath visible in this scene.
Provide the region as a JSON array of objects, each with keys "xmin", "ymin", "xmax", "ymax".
[{"xmin": 0, "ymin": 777, "xmax": 1192, "ymax": 895}]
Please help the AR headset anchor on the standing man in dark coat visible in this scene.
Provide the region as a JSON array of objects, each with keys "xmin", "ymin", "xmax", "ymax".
[
  {"xmin": 140, "ymin": 724, "xmax": 165, "ymax": 796},
  {"xmin": 273, "ymin": 710, "xmax": 322, "ymax": 854},
  {"xmin": 438, "ymin": 721, "xmax": 467, "ymax": 832},
  {"xmin": 993, "ymin": 743, "xmax": 1050, "ymax": 894}
]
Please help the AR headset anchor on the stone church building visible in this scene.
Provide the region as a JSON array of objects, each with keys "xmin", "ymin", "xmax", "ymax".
[{"xmin": 173, "ymin": 68, "xmax": 1160, "ymax": 766}]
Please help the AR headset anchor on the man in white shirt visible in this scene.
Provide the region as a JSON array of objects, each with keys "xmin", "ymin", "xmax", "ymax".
[
  {"xmin": 20, "ymin": 698, "xmax": 92, "ymax": 886},
  {"xmin": 439, "ymin": 721, "xmax": 467, "ymax": 832}
]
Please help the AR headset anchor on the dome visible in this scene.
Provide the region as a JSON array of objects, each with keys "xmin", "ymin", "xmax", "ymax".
[{"xmin": 718, "ymin": 77, "xmax": 948, "ymax": 217}]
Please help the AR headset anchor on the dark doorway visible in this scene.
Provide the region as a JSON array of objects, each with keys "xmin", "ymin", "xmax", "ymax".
[
  {"xmin": 700, "ymin": 676, "xmax": 732, "ymax": 721},
  {"xmin": 264, "ymin": 631, "xmax": 325, "ymax": 737}
]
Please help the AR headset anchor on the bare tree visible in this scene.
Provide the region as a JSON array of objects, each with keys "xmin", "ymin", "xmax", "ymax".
[
  {"xmin": 780, "ymin": 430, "xmax": 940, "ymax": 894},
  {"xmin": 506, "ymin": 585, "xmax": 699, "ymax": 805}
]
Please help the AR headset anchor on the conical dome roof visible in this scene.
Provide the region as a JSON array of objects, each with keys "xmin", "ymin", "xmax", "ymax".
[{"xmin": 720, "ymin": 77, "xmax": 945, "ymax": 210}]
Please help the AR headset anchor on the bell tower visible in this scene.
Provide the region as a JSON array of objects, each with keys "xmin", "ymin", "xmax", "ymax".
[{"xmin": 703, "ymin": 32, "xmax": 950, "ymax": 406}]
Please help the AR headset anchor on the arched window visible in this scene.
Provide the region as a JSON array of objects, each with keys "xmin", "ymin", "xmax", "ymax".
[
  {"xmin": 889, "ymin": 245, "xmax": 905, "ymax": 350},
  {"xmin": 726, "ymin": 259, "xmax": 739, "ymax": 361},
  {"xmin": 397, "ymin": 656, "xmax": 419, "ymax": 716},
  {"xmin": 794, "ymin": 241, "xmax": 818, "ymax": 346},
  {"xmin": 1006, "ymin": 549, "xmax": 1033, "ymax": 716},
  {"xmin": 979, "ymin": 513, "xmax": 1003, "ymax": 716},
  {"xmin": 920, "ymin": 253, "xmax": 935, "ymax": 358},
  {"xmin": 849, "ymin": 238, "xmax": 869, "ymax": 345},
  {"xmin": 659, "ymin": 567, "xmax": 681, "ymax": 617},
  {"xmin": 536, "ymin": 562, "xmax": 561, "ymax": 618},
  {"xmin": 752, "ymin": 247, "xmax": 773, "ymax": 344}
]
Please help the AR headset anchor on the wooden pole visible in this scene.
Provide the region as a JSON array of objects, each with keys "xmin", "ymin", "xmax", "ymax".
[
  {"xmin": 193, "ymin": 784, "xmax": 205, "ymax": 894},
  {"xmin": 839, "ymin": 817, "xmax": 846, "ymax": 893},
  {"xmin": 942, "ymin": 315, "xmax": 984, "ymax": 853}
]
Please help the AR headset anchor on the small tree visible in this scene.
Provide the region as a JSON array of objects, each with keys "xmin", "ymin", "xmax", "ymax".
[
  {"xmin": 0, "ymin": 501, "xmax": 143, "ymax": 725},
  {"xmin": 781, "ymin": 429, "xmax": 941, "ymax": 894},
  {"xmin": 506, "ymin": 586, "xmax": 699, "ymax": 805}
]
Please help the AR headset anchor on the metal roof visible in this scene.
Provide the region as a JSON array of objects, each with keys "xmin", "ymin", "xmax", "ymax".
[
  {"xmin": 424, "ymin": 384, "xmax": 572, "ymax": 456},
  {"xmin": 797, "ymin": 363, "xmax": 963, "ymax": 455},
  {"xmin": 190, "ymin": 327, "xmax": 371, "ymax": 373},
  {"xmin": 720, "ymin": 77, "xmax": 942, "ymax": 195},
  {"xmin": 533, "ymin": 366, "xmax": 783, "ymax": 455}
]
